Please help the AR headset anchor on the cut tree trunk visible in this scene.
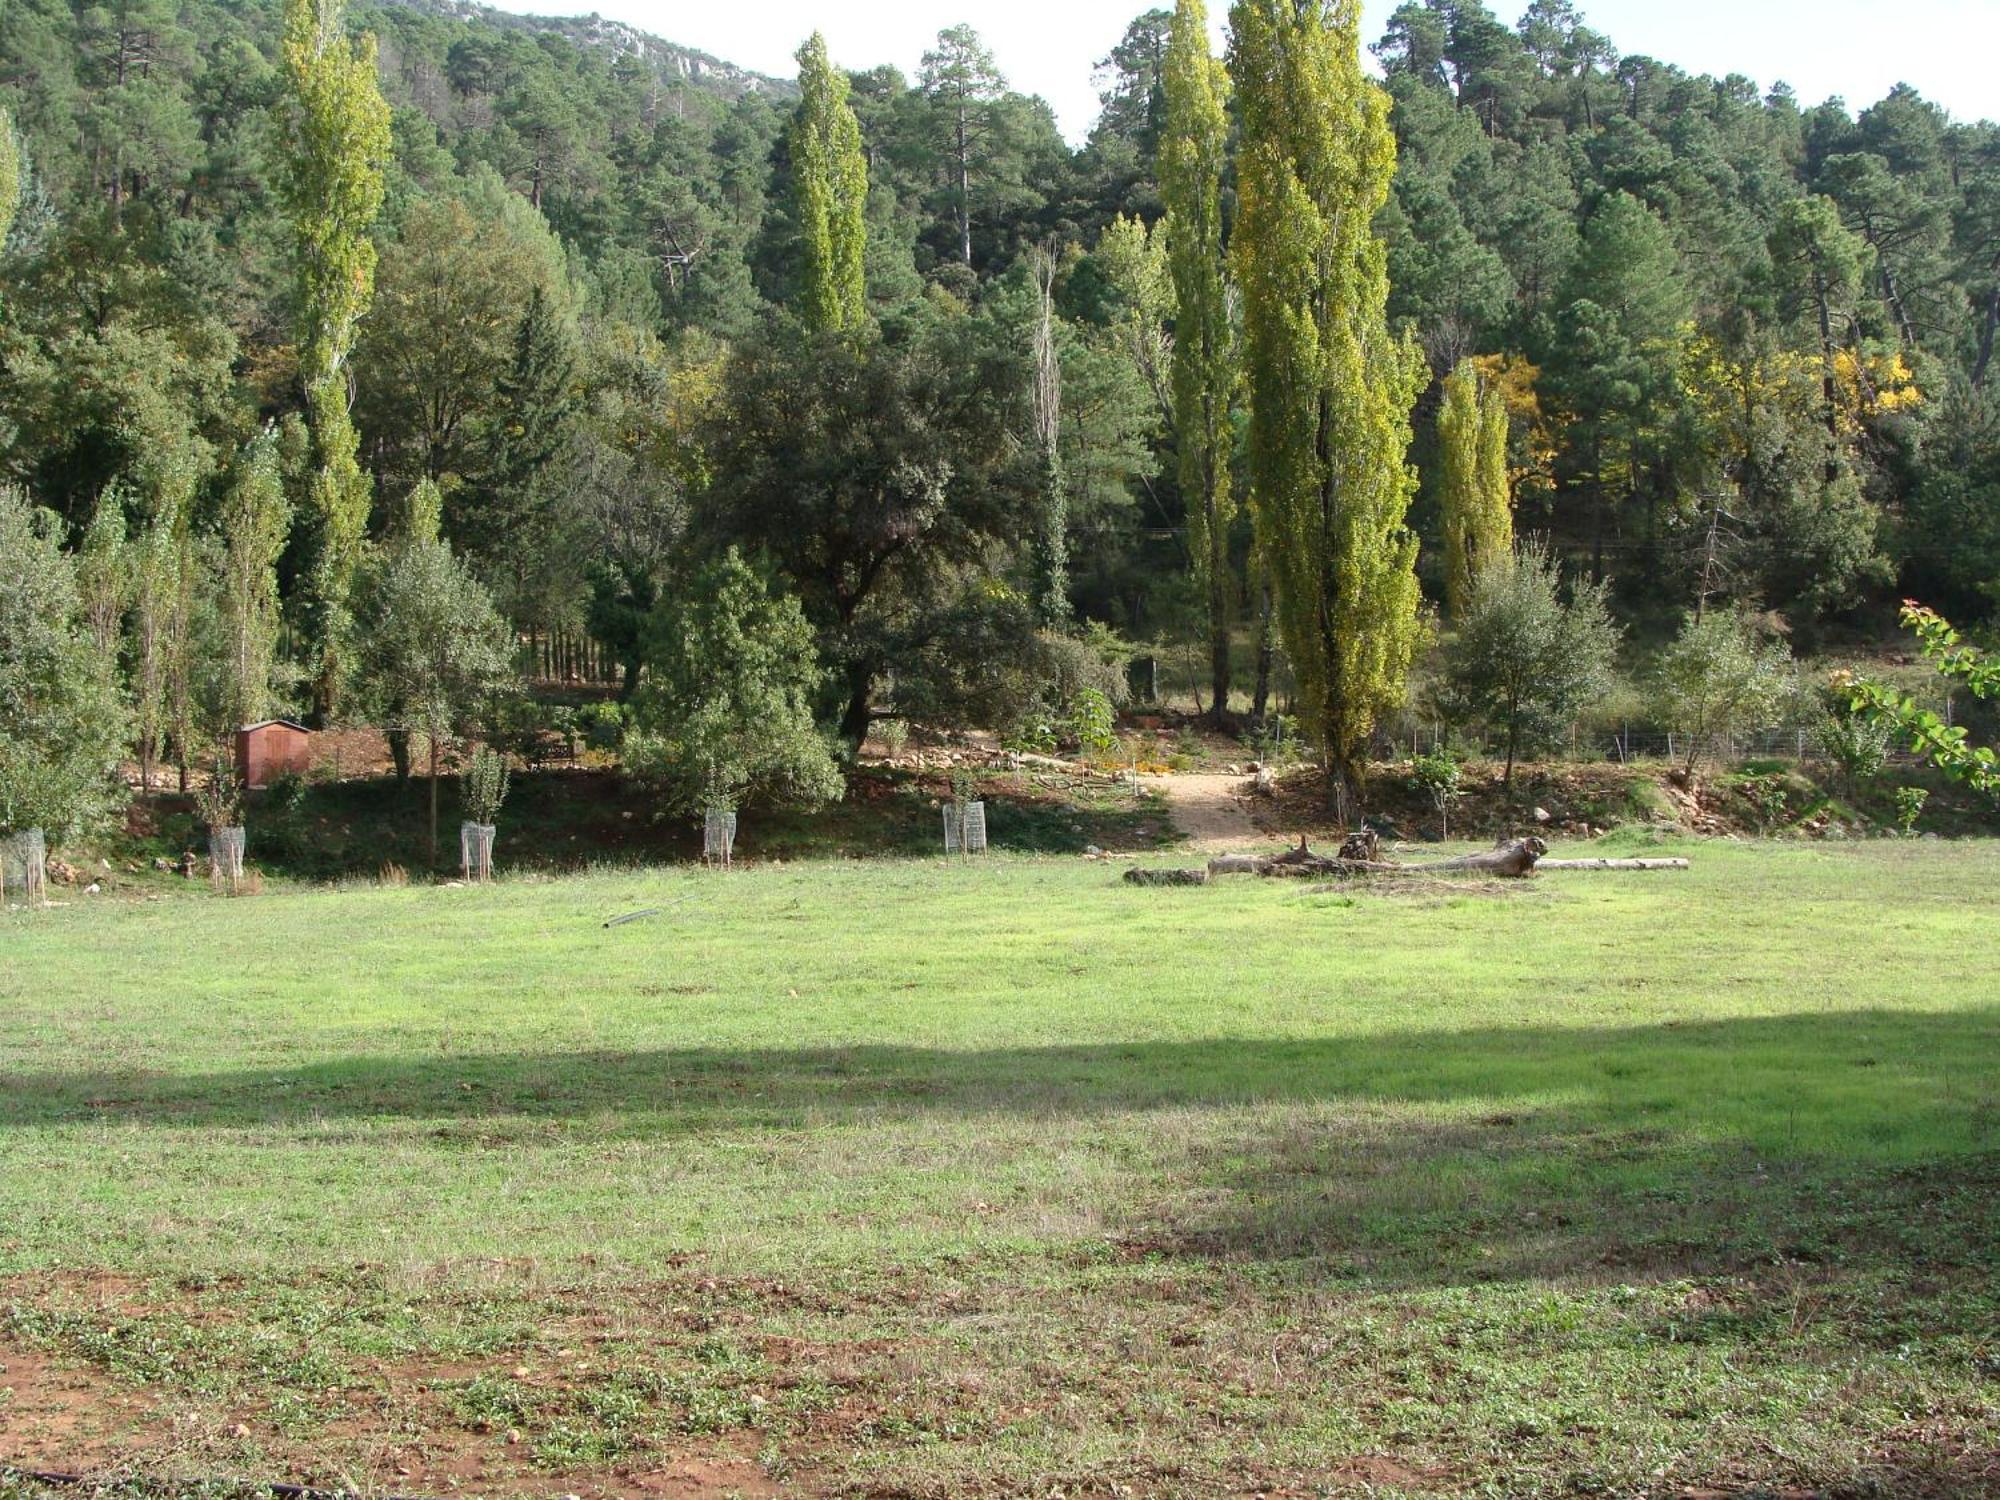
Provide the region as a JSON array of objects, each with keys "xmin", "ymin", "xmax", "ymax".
[
  {"xmin": 1124, "ymin": 866, "xmax": 1208, "ymax": 886},
  {"xmin": 1535, "ymin": 857, "xmax": 1688, "ymax": 871}
]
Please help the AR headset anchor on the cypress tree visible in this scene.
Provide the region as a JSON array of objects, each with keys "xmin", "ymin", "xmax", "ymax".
[
  {"xmin": 280, "ymin": 0, "xmax": 390, "ymax": 721},
  {"xmin": 1162, "ymin": 0, "xmax": 1237, "ymax": 721},
  {"xmin": 1231, "ymin": 0, "xmax": 1427, "ymax": 801},
  {"xmin": 790, "ymin": 32, "xmax": 868, "ymax": 333},
  {"xmin": 1438, "ymin": 359, "xmax": 1513, "ymax": 618}
]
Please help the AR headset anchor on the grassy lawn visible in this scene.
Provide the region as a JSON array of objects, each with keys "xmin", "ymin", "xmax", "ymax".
[{"xmin": 1, "ymin": 841, "xmax": 1996, "ymax": 1496}]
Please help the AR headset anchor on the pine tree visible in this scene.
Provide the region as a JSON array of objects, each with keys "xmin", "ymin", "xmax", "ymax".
[
  {"xmin": 1161, "ymin": 0, "xmax": 1237, "ymax": 721},
  {"xmin": 1231, "ymin": 0, "xmax": 1427, "ymax": 799},
  {"xmin": 789, "ymin": 32, "xmax": 868, "ymax": 333},
  {"xmin": 279, "ymin": 0, "xmax": 390, "ymax": 722},
  {"xmin": 1438, "ymin": 358, "xmax": 1513, "ymax": 618},
  {"xmin": 470, "ymin": 283, "xmax": 579, "ymax": 625},
  {"xmin": 919, "ymin": 25, "xmax": 1006, "ymax": 269}
]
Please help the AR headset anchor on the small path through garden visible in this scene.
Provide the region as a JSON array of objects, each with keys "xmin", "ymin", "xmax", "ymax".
[{"xmin": 1152, "ymin": 772, "xmax": 1267, "ymax": 850}]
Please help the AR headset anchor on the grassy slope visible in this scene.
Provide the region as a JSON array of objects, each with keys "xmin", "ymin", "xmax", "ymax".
[{"xmin": 1, "ymin": 843, "xmax": 1996, "ymax": 1496}]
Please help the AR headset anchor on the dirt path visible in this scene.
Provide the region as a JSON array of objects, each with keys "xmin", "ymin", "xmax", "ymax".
[{"xmin": 1152, "ymin": 772, "xmax": 1268, "ymax": 851}]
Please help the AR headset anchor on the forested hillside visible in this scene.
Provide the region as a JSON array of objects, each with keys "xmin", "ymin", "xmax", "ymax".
[{"xmin": 1, "ymin": 0, "xmax": 1996, "ymax": 816}]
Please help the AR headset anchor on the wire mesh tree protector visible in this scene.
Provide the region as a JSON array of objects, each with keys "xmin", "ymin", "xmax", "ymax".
[
  {"xmin": 704, "ymin": 808, "xmax": 737, "ymax": 869},
  {"xmin": 2, "ymin": 829, "xmax": 47, "ymax": 907},
  {"xmin": 943, "ymin": 800, "xmax": 987, "ymax": 856},
  {"xmin": 209, "ymin": 825, "xmax": 246, "ymax": 889},
  {"xmin": 460, "ymin": 821, "xmax": 497, "ymax": 883}
]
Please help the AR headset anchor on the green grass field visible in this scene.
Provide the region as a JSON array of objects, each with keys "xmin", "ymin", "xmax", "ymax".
[{"xmin": 2, "ymin": 841, "xmax": 1996, "ymax": 1497}]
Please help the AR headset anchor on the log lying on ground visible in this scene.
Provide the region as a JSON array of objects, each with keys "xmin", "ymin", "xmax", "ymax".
[
  {"xmin": 1210, "ymin": 835, "xmax": 1551, "ymax": 880},
  {"xmin": 1535, "ymin": 857, "xmax": 1688, "ymax": 871},
  {"xmin": 1186, "ymin": 836, "xmax": 1690, "ymax": 888},
  {"xmin": 1124, "ymin": 866, "xmax": 1209, "ymax": 886}
]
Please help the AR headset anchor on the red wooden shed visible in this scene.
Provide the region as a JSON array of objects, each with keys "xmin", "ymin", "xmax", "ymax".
[{"xmin": 234, "ymin": 720, "xmax": 313, "ymax": 789}]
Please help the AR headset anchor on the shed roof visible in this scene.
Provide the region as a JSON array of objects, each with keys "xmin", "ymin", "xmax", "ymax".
[{"xmin": 238, "ymin": 719, "xmax": 311, "ymax": 734}]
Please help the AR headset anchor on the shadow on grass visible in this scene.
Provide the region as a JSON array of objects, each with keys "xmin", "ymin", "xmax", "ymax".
[{"xmin": 6, "ymin": 1009, "xmax": 1995, "ymax": 1287}]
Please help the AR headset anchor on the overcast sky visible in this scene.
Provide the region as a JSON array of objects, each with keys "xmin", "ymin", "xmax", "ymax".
[{"xmin": 483, "ymin": 0, "xmax": 1996, "ymax": 142}]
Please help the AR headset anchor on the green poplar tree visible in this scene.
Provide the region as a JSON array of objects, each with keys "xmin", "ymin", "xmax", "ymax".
[
  {"xmin": 216, "ymin": 431, "xmax": 291, "ymax": 729},
  {"xmin": 1230, "ymin": 0, "xmax": 1427, "ymax": 800},
  {"xmin": 0, "ymin": 103, "xmax": 21, "ymax": 251},
  {"xmin": 1438, "ymin": 358, "xmax": 1513, "ymax": 618},
  {"xmin": 789, "ymin": 32, "xmax": 868, "ymax": 333},
  {"xmin": 1161, "ymin": 0, "xmax": 1237, "ymax": 721},
  {"xmin": 1030, "ymin": 246, "xmax": 1068, "ymax": 624},
  {"xmin": 279, "ymin": 0, "xmax": 390, "ymax": 722}
]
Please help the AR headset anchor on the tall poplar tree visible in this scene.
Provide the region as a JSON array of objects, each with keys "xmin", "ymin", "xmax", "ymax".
[
  {"xmin": 279, "ymin": 0, "xmax": 389, "ymax": 722},
  {"xmin": 1438, "ymin": 358, "xmax": 1513, "ymax": 618},
  {"xmin": 789, "ymin": 32, "xmax": 868, "ymax": 333},
  {"xmin": 0, "ymin": 104, "xmax": 21, "ymax": 252},
  {"xmin": 1231, "ymin": 0, "xmax": 1426, "ymax": 798},
  {"xmin": 1030, "ymin": 246, "xmax": 1067, "ymax": 623},
  {"xmin": 216, "ymin": 431, "xmax": 291, "ymax": 729},
  {"xmin": 1161, "ymin": 0, "xmax": 1237, "ymax": 721}
]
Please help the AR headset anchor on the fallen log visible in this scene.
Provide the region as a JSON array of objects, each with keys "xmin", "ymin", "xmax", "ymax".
[
  {"xmin": 1124, "ymin": 866, "xmax": 1208, "ymax": 886},
  {"xmin": 1535, "ymin": 857, "xmax": 1688, "ymax": 871}
]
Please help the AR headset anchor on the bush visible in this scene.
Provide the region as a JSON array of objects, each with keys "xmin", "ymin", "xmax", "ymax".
[
  {"xmin": 1407, "ymin": 748, "xmax": 1464, "ymax": 838},
  {"xmin": 1654, "ymin": 609, "xmax": 1792, "ymax": 777},
  {"xmin": 578, "ymin": 700, "xmax": 626, "ymax": 752},
  {"xmin": 1437, "ymin": 542, "xmax": 1621, "ymax": 786},
  {"xmin": 1814, "ymin": 688, "xmax": 1889, "ymax": 797}
]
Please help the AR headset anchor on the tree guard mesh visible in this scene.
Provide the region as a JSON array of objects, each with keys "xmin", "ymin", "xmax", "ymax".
[
  {"xmin": 209, "ymin": 825, "xmax": 246, "ymax": 887},
  {"xmin": 460, "ymin": 822, "xmax": 497, "ymax": 883},
  {"xmin": 943, "ymin": 801, "xmax": 987, "ymax": 855},
  {"xmin": 3, "ymin": 829, "xmax": 47, "ymax": 907},
  {"xmin": 704, "ymin": 808, "xmax": 737, "ymax": 868}
]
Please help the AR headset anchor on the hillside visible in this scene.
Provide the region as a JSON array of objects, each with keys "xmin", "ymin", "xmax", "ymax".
[{"xmin": 370, "ymin": 0, "xmax": 792, "ymax": 101}]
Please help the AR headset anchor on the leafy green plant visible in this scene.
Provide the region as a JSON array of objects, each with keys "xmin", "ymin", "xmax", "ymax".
[
  {"xmin": 1062, "ymin": 686, "xmax": 1118, "ymax": 755},
  {"xmin": 1850, "ymin": 604, "xmax": 2000, "ymax": 797},
  {"xmin": 1743, "ymin": 771, "xmax": 1790, "ymax": 835},
  {"xmin": 193, "ymin": 757, "xmax": 245, "ymax": 832},
  {"xmin": 1407, "ymin": 748, "xmax": 1463, "ymax": 839},
  {"xmin": 460, "ymin": 747, "xmax": 510, "ymax": 825},
  {"xmin": 1894, "ymin": 785, "xmax": 1929, "ymax": 837},
  {"xmin": 1814, "ymin": 688, "xmax": 1890, "ymax": 798},
  {"xmin": 578, "ymin": 700, "xmax": 624, "ymax": 752}
]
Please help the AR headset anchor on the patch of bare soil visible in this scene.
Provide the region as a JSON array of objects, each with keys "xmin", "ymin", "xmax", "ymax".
[
  {"xmin": 1152, "ymin": 773, "xmax": 1270, "ymax": 850},
  {"xmin": 0, "ymin": 1339, "xmax": 164, "ymax": 1473}
]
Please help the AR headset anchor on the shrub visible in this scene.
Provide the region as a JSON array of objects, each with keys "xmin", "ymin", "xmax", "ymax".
[
  {"xmin": 1655, "ymin": 609, "xmax": 1792, "ymax": 777},
  {"xmin": 1894, "ymin": 785, "xmax": 1929, "ymax": 836},
  {"xmin": 1814, "ymin": 688, "xmax": 1889, "ymax": 797},
  {"xmin": 1438, "ymin": 542, "xmax": 1621, "ymax": 787},
  {"xmin": 1407, "ymin": 748, "xmax": 1463, "ymax": 838}
]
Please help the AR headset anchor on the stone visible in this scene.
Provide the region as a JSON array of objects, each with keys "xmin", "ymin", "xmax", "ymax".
[{"xmin": 1532, "ymin": 806, "xmax": 1552, "ymax": 823}]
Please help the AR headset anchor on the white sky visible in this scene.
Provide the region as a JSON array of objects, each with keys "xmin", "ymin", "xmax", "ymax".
[{"xmin": 487, "ymin": 0, "xmax": 1996, "ymax": 142}]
